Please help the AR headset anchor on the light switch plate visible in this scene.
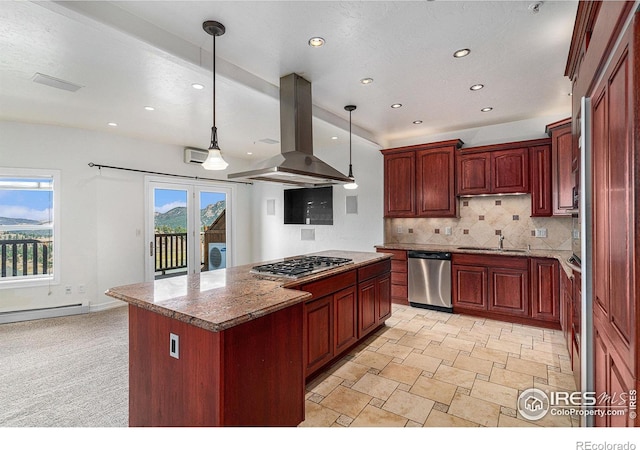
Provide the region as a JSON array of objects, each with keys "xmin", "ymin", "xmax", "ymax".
[
  {"xmin": 534, "ymin": 228, "xmax": 548, "ymax": 238},
  {"xmin": 170, "ymin": 333, "xmax": 179, "ymax": 359}
]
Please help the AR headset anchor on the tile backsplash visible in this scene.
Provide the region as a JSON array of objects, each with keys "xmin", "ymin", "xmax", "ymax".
[{"xmin": 384, "ymin": 195, "xmax": 572, "ymax": 250}]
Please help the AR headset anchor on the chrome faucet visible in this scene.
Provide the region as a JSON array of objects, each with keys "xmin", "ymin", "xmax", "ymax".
[{"xmin": 498, "ymin": 235, "xmax": 504, "ymax": 250}]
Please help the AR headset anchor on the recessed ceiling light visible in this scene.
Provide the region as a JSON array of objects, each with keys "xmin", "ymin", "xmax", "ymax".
[
  {"xmin": 413, "ymin": 120, "xmax": 423, "ymax": 124},
  {"xmin": 308, "ymin": 37, "xmax": 325, "ymax": 47},
  {"xmin": 144, "ymin": 106, "xmax": 155, "ymax": 111},
  {"xmin": 247, "ymin": 152, "xmax": 253, "ymax": 155},
  {"xmin": 191, "ymin": 83, "xmax": 204, "ymax": 90},
  {"xmin": 391, "ymin": 103, "xmax": 403, "ymax": 109},
  {"xmin": 481, "ymin": 107, "xmax": 493, "ymax": 112},
  {"xmin": 331, "ymin": 136, "xmax": 338, "ymax": 140},
  {"xmin": 107, "ymin": 122, "xmax": 118, "ymax": 127},
  {"xmin": 453, "ymin": 48, "xmax": 471, "ymax": 58},
  {"xmin": 470, "ymin": 84, "xmax": 484, "ymax": 91},
  {"xmin": 360, "ymin": 78, "xmax": 374, "ymax": 85}
]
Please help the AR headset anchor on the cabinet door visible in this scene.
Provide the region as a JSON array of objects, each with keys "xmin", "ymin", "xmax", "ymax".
[
  {"xmin": 304, "ymin": 296, "xmax": 333, "ymax": 375},
  {"xmin": 384, "ymin": 152, "xmax": 415, "ymax": 217},
  {"xmin": 530, "ymin": 144, "xmax": 553, "ymax": 217},
  {"xmin": 416, "ymin": 146, "xmax": 456, "ymax": 217},
  {"xmin": 452, "ymin": 264, "xmax": 487, "ymax": 310},
  {"xmin": 457, "ymin": 153, "xmax": 490, "ymax": 195},
  {"xmin": 358, "ymin": 278, "xmax": 378, "ymax": 337},
  {"xmin": 334, "ymin": 286, "xmax": 357, "ymax": 355},
  {"xmin": 491, "ymin": 148, "xmax": 529, "ymax": 193},
  {"xmin": 551, "ymin": 123, "xmax": 574, "ymax": 215},
  {"xmin": 377, "ymin": 273, "xmax": 392, "ymax": 323},
  {"xmin": 529, "ymin": 258, "xmax": 560, "ymax": 323},
  {"xmin": 488, "ymin": 266, "xmax": 529, "ymax": 317}
]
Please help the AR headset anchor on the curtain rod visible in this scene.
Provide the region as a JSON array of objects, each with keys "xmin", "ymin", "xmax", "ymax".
[{"xmin": 87, "ymin": 163, "xmax": 252, "ymax": 185}]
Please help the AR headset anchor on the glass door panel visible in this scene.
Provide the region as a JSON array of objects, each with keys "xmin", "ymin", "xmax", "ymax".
[
  {"xmin": 152, "ymin": 187, "xmax": 189, "ymax": 280},
  {"xmin": 198, "ymin": 190, "xmax": 227, "ymax": 272}
]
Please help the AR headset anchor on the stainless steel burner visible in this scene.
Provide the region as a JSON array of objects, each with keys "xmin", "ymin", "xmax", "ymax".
[{"xmin": 251, "ymin": 256, "xmax": 353, "ymax": 279}]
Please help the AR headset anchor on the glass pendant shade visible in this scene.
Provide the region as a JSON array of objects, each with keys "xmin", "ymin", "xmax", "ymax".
[
  {"xmin": 202, "ymin": 149, "xmax": 228, "ymax": 170},
  {"xmin": 344, "ymin": 164, "xmax": 358, "ymax": 189}
]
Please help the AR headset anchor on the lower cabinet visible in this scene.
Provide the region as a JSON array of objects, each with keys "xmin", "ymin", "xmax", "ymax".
[
  {"xmin": 358, "ymin": 260, "xmax": 392, "ymax": 338},
  {"xmin": 376, "ymin": 248, "xmax": 408, "ymax": 305},
  {"xmin": 300, "ymin": 259, "xmax": 391, "ymax": 380},
  {"xmin": 452, "ymin": 253, "xmax": 559, "ymax": 327}
]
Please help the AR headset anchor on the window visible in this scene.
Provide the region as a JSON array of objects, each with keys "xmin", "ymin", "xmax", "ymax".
[{"xmin": 0, "ymin": 168, "xmax": 60, "ymax": 288}]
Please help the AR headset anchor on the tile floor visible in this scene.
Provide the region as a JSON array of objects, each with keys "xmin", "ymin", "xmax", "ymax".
[{"xmin": 300, "ymin": 304, "xmax": 578, "ymax": 427}]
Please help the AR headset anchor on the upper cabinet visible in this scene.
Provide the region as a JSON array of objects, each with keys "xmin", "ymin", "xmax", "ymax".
[
  {"xmin": 546, "ymin": 118, "xmax": 574, "ymax": 216},
  {"xmin": 382, "ymin": 139, "xmax": 463, "ymax": 218},
  {"xmin": 456, "ymin": 139, "xmax": 546, "ymax": 197}
]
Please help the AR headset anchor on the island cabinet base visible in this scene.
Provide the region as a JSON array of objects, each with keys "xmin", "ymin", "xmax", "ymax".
[{"xmin": 128, "ymin": 303, "xmax": 304, "ymax": 427}]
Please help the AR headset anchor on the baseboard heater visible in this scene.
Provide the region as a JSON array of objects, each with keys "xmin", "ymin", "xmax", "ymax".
[{"xmin": 0, "ymin": 303, "xmax": 89, "ymax": 325}]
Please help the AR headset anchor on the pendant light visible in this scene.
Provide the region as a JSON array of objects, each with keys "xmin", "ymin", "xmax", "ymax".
[
  {"xmin": 344, "ymin": 105, "xmax": 358, "ymax": 190},
  {"xmin": 201, "ymin": 20, "xmax": 229, "ymax": 170}
]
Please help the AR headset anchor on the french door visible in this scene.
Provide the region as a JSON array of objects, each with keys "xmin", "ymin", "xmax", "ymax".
[{"xmin": 145, "ymin": 177, "xmax": 231, "ymax": 281}]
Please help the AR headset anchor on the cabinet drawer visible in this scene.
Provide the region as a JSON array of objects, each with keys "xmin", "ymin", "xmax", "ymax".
[
  {"xmin": 391, "ymin": 260, "xmax": 407, "ymax": 274},
  {"xmin": 377, "ymin": 249, "xmax": 407, "ymax": 261},
  {"xmin": 358, "ymin": 259, "xmax": 391, "ymax": 281},
  {"xmin": 452, "ymin": 253, "xmax": 528, "ymax": 270},
  {"xmin": 301, "ymin": 270, "xmax": 356, "ymax": 300},
  {"xmin": 391, "ymin": 271, "xmax": 407, "ymax": 285}
]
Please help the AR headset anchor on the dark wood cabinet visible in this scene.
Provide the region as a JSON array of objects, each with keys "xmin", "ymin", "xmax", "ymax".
[
  {"xmin": 452, "ymin": 263, "xmax": 487, "ymax": 311},
  {"xmin": 456, "ymin": 140, "xmax": 548, "ymax": 197},
  {"xmin": 572, "ymin": 6, "xmax": 639, "ymax": 426},
  {"xmin": 530, "ymin": 258, "xmax": 560, "ymax": 322},
  {"xmin": 491, "ymin": 148, "xmax": 529, "ymax": 194},
  {"xmin": 546, "ymin": 118, "xmax": 574, "ymax": 216},
  {"xmin": 530, "ymin": 143, "xmax": 553, "ymax": 217},
  {"xmin": 377, "ymin": 248, "xmax": 408, "ymax": 305},
  {"xmin": 383, "ymin": 151, "xmax": 415, "ymax": 217},
  {"xmin": 416, "ymin": 145, "xmax": 457, "ymax": 217},
  {"xmin": 489, "ymin": 265, "xmax": 529, "ymax": 317},
  {"xmin": 456, "ymin": 152, "xmax": 491, "ymax": 195},
  {"xmin": 357, "ymin": 259, "xmax": 392, "ymax": 338},
  {"xmin": 452, "ymin": 253, "xmax": 560, "ymax": 328},
  {"xmin": 299, "ymin": 259, "xmax": 391, "ymax": 380},
  {"xmin": 382, "ymin": 140, "xmax": 462, "ymax": 218}
]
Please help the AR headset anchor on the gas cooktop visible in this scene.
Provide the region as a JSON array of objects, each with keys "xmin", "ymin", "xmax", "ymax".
[{"xmin": 251, "ymin": 256, "xmax": 353, "ymax": 279}]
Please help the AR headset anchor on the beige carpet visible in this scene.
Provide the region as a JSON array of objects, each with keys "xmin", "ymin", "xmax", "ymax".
[{"xmin": 0, "ymin": 306, "xmax": 129, "ymax": 427}]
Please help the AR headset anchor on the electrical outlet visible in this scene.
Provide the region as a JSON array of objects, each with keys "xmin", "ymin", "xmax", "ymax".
[
  {"xmin": 397, "ymin": 226, "xmax": 404, "ymax": 234},
  {"xmin": 408, "ymin": 228, "xmax": 414, "ymax": 234},
  {"xmin": 65, "ymin": 286, "xmax": 72, "ymax": 295},
  {"xmin": 535, "ymin": 228, "xmax": 548, "ymax": 238},
  {"xmin": 78, "ymin": 285, "xmax": 86, "ymax": 294},
  {"xmin": 170, "ymin": 333, "xmax": 179, "ymax": 359},
  {"xmin": 444, "ymin": 227, "xmax": 452, "ymax": 236}
]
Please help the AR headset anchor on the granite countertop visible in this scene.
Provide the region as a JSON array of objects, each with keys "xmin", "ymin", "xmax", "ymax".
[
  {"xmin": 105, "ymin": 250, "xmax": 390, "ymax": 332},
  {"xmin": 375, "ymin": 243, "xmax": 580, "ymax": 277}
]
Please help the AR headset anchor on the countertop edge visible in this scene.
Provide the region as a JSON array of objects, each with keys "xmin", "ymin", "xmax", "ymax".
[{"xmin": 375, "ymin": 244, "xmax": 578, "ymax": 277}]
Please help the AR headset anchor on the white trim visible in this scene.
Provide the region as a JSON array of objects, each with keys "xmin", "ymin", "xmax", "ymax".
[{"xmin": 0, "ymin": 167, "xmax": 61, "ymax": 289}]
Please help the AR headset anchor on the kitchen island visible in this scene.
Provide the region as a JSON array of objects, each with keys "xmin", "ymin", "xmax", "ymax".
[{"xmin": 105, "ymin": 250, "xmax": 391, "ymax": 427}]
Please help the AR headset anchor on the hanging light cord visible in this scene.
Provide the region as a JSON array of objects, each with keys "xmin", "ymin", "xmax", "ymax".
[
  {"xmin": 209, "ymin": 31, "xmax": 219, "ymax": 150},
  {"xmin": 348, "ymin": 108, "xmax": 354, "ymax": 178}
]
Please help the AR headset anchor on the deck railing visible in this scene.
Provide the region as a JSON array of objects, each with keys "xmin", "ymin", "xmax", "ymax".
[
  {"xmin": 0, "ymin": 239, "xmax": 50, "ymax": 278},
  {"xmin": 155, "ymin": 233, "xmax": 188, "ymax": 275}
]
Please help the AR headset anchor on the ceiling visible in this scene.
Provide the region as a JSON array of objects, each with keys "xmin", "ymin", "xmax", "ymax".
[{"xmin": 0, "ymin": 1, "xmax": 578, "ymax": 161}]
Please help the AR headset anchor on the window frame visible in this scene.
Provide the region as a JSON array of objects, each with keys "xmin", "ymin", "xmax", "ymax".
[{"xmin": 0, "ymin": 167, "xmax": 61, "ymax": 289}]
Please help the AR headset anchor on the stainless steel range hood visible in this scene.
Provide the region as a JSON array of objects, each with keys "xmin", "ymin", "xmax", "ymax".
[{"xmin": 227, "ymin": 73, "xmax": 352, "ymax": 186}]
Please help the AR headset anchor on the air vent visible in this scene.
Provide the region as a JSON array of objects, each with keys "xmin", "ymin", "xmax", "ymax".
[
  {"xmin": 258, "ymin": 138, "xmax": 279, "ymax": 145},
  {"xmin": 184, "ymin": 147, "xmax": 209, "ymax": 164},
  {"xmin": 32, "ymin": 73, "xmax": 83, "ymax": 92}
]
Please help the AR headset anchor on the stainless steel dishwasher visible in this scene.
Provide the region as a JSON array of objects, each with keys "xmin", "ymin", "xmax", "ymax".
[{"xmin": 407, "ymin": 251, "xmax": 452, "ymax": 312}]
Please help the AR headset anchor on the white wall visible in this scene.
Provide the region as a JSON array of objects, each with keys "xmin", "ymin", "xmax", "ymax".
[
  {"xmin": 250, "ymin": 136, "xmax": 384, "ymax": 262},
  {"xmin": 0, "ymin": 121, "xmax": 253, "ymax": 313}
]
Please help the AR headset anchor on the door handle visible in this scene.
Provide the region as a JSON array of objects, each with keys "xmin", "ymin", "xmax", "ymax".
[{"xmin": 150, "ymin": 241, "xmax": 154, "ymax": 257}]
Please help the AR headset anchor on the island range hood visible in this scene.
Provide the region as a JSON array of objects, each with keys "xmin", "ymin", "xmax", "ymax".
[{"xmin": 227, "ymin": 73, "xmax": 352, "ymax": 186}]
